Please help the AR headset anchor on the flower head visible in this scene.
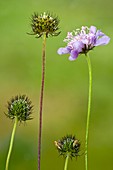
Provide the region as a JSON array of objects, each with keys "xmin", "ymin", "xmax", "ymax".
[
  {"xmin": 58, "ymin": 26, "xmax": 110, "ymax": 60},
  {"xmin": 29, "ymin": 12, "xmax": 61, "ymax": 38},
  {"xmin": 5, "ymin": 95, "xmax": 33, "ymax": 122},
  {"xmin": 54, "ymin": 135, "xmax": 81, "ymax": 158}
]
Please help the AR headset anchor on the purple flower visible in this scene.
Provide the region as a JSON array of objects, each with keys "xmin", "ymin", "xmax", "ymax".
[{"xmin": 57, "ymin": 26, "xmax": 110, "ymax": 61}]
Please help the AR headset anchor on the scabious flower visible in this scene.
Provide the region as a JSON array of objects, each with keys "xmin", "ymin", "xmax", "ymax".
[
  {"xmin": 29, "ymin": 12, "xmax": 61, "ymax": 38},
  {"xmin": 5, "ymin": 95, "xmax": 33, "ymax": 122},
  {"xmin": 57, "ymin": 26, "xmax": 110, "ymax": 60},
  {"xmin": 54, "ymin": 135, "xmax": 81, "ymax": 158}
]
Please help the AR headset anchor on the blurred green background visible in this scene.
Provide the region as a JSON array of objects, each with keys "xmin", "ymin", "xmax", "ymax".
[{"xmin": 0, "ymin": 0, "xmax": 113, "ymax": 169}]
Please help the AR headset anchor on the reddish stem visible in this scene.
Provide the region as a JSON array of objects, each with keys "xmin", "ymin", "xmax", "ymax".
[{"xmin": 38, "ymin": 34, "xmax": 46, "ymax": 170}]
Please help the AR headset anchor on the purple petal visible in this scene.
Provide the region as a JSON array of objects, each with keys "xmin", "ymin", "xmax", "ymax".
[
  {"xmin": 73, "ymin": 41, "xmax": 84, "ymax": 52},
  {"xmin": 57, "ymin": 47, "xmax": 71, "ymax": 55},
  {"xmin": 94, "ymin": 35, "xmax": 110, "ymax": 46},
  {"xmin": 90, "ymin": 26, "xmax": 97, "ymax": 34},
  {"xmin": 96, "ymin": 30, "xmax": 105, "ymax": 37},
  {"xmin": 69, "ymin": 50, "xmax": 79, "ymax": 61},
  {"xmin": 89, "ymin": 35, "xmax": 96, "ymax": 45}
]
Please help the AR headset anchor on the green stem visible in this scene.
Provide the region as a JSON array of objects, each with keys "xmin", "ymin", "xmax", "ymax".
[
  {"xmin": 38, "ymin": 33, "xmax": 46, "ymax": 170},
  {"xmin": 64, "ymin": 155, "xmax": 69, "ymax": 170},
  {"xmin": 85, "ymin": 54, "xmax": 92, "ymax": 170},
  {"xmin": 5, "ymin": 117, "xmax": 18, "ymax": 170}
]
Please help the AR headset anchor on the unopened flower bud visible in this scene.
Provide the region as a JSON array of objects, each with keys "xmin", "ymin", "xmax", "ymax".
[
  {"xmin": 54, "ymin": 135, "xmax": 81, "ymax": 158},
  {"xmin": 5, "ymin": 95, "xmax": 33, "ymax": 122}
]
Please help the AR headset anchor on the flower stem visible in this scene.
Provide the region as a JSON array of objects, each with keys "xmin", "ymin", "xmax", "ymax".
[
  {"xmin": 38, "ymin": 33, "xmax": 46, "ymax": 170},
  {"xmin": 85, "ymin": 54, "xmax": 92, "ymax": 170},
  {"xmin": 5, "ymin": 117, "xmax": 18, "ymax": 170},
  {"xmin": 64, "ymin": 155, "xmax": 69, "ymax": 170}
]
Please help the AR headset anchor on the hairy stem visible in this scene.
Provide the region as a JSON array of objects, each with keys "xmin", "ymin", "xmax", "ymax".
[
  {"xmin": 38, "ymin": 33, "xmax": 46, "ymax": 170},
  {"xmin": 5, "ymin": 117, "xmax": 18, "ymax": 170},
  {"xmin": 85, "ymin": 54, "xmax": 92, "ymax": 170}
]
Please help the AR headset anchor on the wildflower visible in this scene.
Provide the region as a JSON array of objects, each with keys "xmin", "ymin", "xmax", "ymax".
[
  {"xmin": 5, "ymin": 95, "xmax": 33, "ymax": 122},
  {"xmin": 29, "ymin": 12, "xmax": 61, "ymax": 38},
  {"xmin": 5, "ymin": 95, "xmax": 33, "ymax": 170},
  {"xmin": 54, "ymin": 135, "xmax": 81, "ymax": 158},
  {"xmin": 57, "ymin": 26, "xmax": 110, "ymax": 60}
]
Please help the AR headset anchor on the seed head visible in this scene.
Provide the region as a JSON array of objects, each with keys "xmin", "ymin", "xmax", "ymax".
[
  {"xmin": 29, "ymin": 12, "xmax": 61, "ymax": 38},
  {"xmin": 54, "ymin": 135, "xmax": 81, "ymax": 158},
  {"xmin": 5, "ymin": 95, "xmax": 33, "ymax": 122}
]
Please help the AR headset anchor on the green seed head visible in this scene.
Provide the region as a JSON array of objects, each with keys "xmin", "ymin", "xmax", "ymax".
[
  {"xmin": 5, "ymin": 95, "xmax": 33, "ymax": 122},
  {"xmin": 54, "ymin": 135, "xmax": 81, "ymax": 158},
  {"xmin": 29, "ymin": 12, "xmax": 61, "ymax": 38}
]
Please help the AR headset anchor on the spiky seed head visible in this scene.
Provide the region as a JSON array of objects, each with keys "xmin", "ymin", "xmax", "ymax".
[
  {"xmin": 5, "ymin": 95, "xmax": 33, "ymax": 122},
  {"xmin": 29, "ymin": 12, "xmax": 61, "ymax": 38},
  {"xmin": 54, "ymin": 135, "xmax": 81, "ymax": 158}
]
